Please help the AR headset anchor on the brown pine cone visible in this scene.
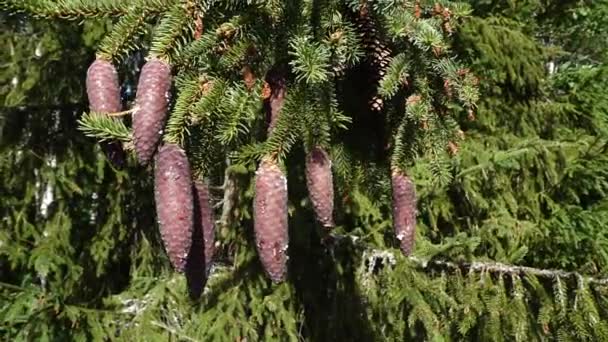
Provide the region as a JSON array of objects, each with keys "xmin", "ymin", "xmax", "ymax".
[
  {"xmin": 154, "ymin": 143, "xmax": 194, "ymax": 272},
  {"xmin": 254, "ymin": 158, "xmax": 289, "ymax": 283},
  {"xmin": 86, "ymin": 58, "xmax": 126, "ymax": 167},
  {"xmin": 86, "ymin": 59, "xmax": 122, "ymax": 113},
  {"xmin": 195, "ymin": 180, "xmax": 216, "ymax": 274},
  {"xmin": 186, "ymin": 180, "xmax": 216, "ymax": 298},
  {"xmin": 263, "ymin": 67, "xmax": 287, "ymax": 133},
  {"xmin": 391, "ymin": 169, "xmax": 417, "ymax": 256},
  {"xmin": 305, "ymin": 146, "xmax": 335, "ymax": 228},
  {"xmin": 353, "ymin": 2, "xmax": 392, "ymax": 112},
  {"xmin": 133, "ymin": 58, "xmax": 172, "ymax": 165}
]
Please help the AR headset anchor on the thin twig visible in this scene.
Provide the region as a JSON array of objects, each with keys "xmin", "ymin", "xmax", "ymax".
[
  {"xmin": 150, "ymin": 321, "xmax": 202, "ymax": 342},
  {"xmin": 107, "ymin": 108, "xmax": 137, "ymax": 117}
]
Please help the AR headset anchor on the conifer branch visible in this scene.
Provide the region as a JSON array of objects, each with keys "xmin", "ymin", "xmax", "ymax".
[
  {"xmin": 164, "ymin": 77, "xmax": 204, "ymax": 145},
  {"xmin": 331, "ymin": 234, "xmax": 608, "ymax": 286},
  {"xmin": 97, "ymin": 11, "xmax": 152, "ymax": 62},
  {"xmin": 378, "ymin": 52, "xmax": 410, "ymax": 99},
  {"xmin": 289, "ymin": 35, "xmax": 332, "ymax": 84},
  {"xmin": 149, "ymin": 2, "xmax": 196, "ymax": 62},
  {"xmin": 413, "ymin": 258, "xmax": 608, "ymax": 286},
  {"xmin": 77, "ymin": 112, "xmax": 131, "ymax": 143},
  {"xmin": 150, "ymin": 321, "xmax": 201, "ymax": 342},
  {"xmin": 5, "ymin": 0, "xmax": 177, "ymax": 19}
]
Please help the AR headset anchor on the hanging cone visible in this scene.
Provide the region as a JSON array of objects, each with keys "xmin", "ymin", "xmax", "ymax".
[
  {"xmin": 186, "ymin": 180, "xmax": 216, "ymax": 298},
  {"xmin": 86, "ymin": 59, "xmax": 122, "ymax": 112},
  {"xmin": 85, "ymin": 58, "xmax": 126, "ymax": 167},
  {"xmin": 133, "ymin": 58, "xmax": 172, "ymax": 165},
  {"xmin": 352, "ymin": 2, "xmax": 392, "ymax": 113},
  {"xmin": 253, "ymin": 158, "xmax": 289, "ymax": 283},
  {"xmin": 391, "ymin": 169, "xmax": 417, "ymax": 255},
  {"xmin": 195, "ymin": 180, "xmax": 216, "ymax": 274},
  {"xmin": 305, "ymin": 146, "xmax": 335, "ymax": 228},
  {"xmin": 154, "ymin": 143, "xmax": 194, "ymax": 272},
  {"xmin": 263, "ymin": 67, "xmax": 287, "ymax": 133}
]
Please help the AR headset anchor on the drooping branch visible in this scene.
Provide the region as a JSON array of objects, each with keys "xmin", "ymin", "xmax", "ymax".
[
  {"xmin": 333, "ymin": 234, "xmax": 608, "ymax": 286},
  {"xmin": 411, "ymin": 257, "xmax": 608, "ymax": 286}
]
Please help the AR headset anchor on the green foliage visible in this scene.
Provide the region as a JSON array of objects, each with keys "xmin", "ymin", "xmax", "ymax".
[
  {"xmin": 2, "ymin": 0, "xmax": 608, "ymax": 341},
  {"xmin": 78, "ymin": 112, "xmax": 132, "ymax": 143}
]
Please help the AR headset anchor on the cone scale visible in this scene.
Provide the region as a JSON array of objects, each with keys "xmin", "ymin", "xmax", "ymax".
[
  {"xmin": 154, "ymin": 143, "xmax": 194, "ymax": 272},
  {"xmin": 253, "ymin": 158, "xmax": 289, "ymax": 283},
  {"xmin": 391, "ymin": 169, "xmax": 417, "ymax": 255},
  {"xmin": 133, "ymin": 58, "xmax": 172, "ymax": 165}
]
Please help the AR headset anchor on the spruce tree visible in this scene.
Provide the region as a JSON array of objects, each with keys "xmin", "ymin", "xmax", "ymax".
[{"xmin": 2, "ymin": 0, "xmax": 608, "ymax": 340}]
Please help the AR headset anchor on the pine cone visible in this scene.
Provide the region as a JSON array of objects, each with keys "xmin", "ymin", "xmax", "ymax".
[
  {"xmin": 154, "ymin": 143, "xmax": 194, "ymax": 272},
  {"xmin": 263, "ymin": 68, "xmax": 287, "ymax": 133},
  {"xmin": 254, "ymin": 158, "xmax": 289, "ymax": 283},
  {"xmin": 305, "ymin": 147, "xmax": 335, "ymax": 228},
  {"xmin": 86, "ymin": 58, "xmax": 126, "ymax": 167},
  {"xmin": 186, "ymin": 180, "xmax": 216, "ymax": 298},
  {"xmin": 391, "ymin": 169, "xmax": 417, "ymax": 255},
  {"xmin": 86, "ymin": 59, "xmax": 122, "ymax": 113},
  {"xmin": 133, "ymin": 58, "xmax": 172, "ymax": 165},
  {"xmin": 353, "ymin": 3, "xmax": 392, "ymax": 112}
]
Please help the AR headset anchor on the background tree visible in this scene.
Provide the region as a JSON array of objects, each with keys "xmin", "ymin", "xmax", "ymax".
[{"xmin": 1, "ymin": 0, "xmax": 608, "ymax": 340}]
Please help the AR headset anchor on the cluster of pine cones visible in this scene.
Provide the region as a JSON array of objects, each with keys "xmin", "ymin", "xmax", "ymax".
[
  {"xmin": 85, "ymin": 54, "xmax": 416, "ymax": 286},
  {"xmin": 87, "ymin": 57, "xmax": 215, "ymax": 296}
]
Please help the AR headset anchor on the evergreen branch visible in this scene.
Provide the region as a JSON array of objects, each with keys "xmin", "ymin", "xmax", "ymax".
[
  {"xmin": 190, "ymin": 78, "xmax": 229, "ymax": 124},
  {"xmin": 457, "ymin": 140, "xmax": 579, "ymax": 178},
  {"xmin": 177, "ymin": 31, "xmax": 220, "ymax": 66},
  {"xmin": 416, "ymin": 258, "xmax": 608, "ymax": 286},
  {"xmin": 97, "ymin": 11, "xmax": 152, "ymax": 62},
  {"xmin": 330, "ymin": 234, "xmax": 608, "ymax": 286},
  {"xmin": 177, "ymin": 15, "xmax": 244, "ymax": 67},
  {"xmin": 149, "ymin": 3, "xmax": 196, "ymax": 62},
  {"xmin": 150, "ymin": 321, "xmax": 202, "ymax": 342},
  {"xmin": 378, "ymin": 53, "xmax": 410, "ymax": 99},
  {"xmin": 261, "ymin": 86, "xmax": 304, "ymax": 161},
  {"xmin": 215, "ymin": 84, "xmax": 261, "ymax": 146},
  {"xmin": 77, "ymin": 112, "xmax": 132, "ymax": 143},
  {"xmin": 164, "ymin": 77, "xmax": 204, "ymax": 145},
  {"xmin": 391, "ymin": 116, "xmax": 408, "ymax": 168},
  {"xmin": 233, "ymin": 86, "xmax": 303, "ymax": 166},
  {"xmin": 5, "ymin": 0, "xmax": 177, "ymax": 19},
  {"xmin": 289, "ymin": 35, "xmax": 332, "ymax": 84},
  {"xmin": 0, "ymin": 281, "xmax": 25, "ymax": 292},
  {"xmin": 385, "ymin": 6, "xmax": 417, "ymax": 39},
  {"xmin": 411, "ymin": 19, "xmax": 447, "ymax": 54}
]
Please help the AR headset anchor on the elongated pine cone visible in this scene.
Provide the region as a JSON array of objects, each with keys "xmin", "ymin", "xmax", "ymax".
[
  {"xmin": 263, "ymin": 67, "xmax": 287, "ymax": 133},
  {"xmin": 254, "ymin": 158, "xmax": 289, "ymax": 283},
  {"xmin": 86, "ymin": 58, "xmax": 126, "ymax": 167},
  {"xmin": 353, "ymin": 3, "xmax": 391, "ymax": 112},
  {"xmin": 133, "ymin": 58, "xmax": 172, "ymax": 165},
  {"xmin": 86, "ymin": 59, "xmax": 122, "ymax": 112},
  {"xmin": 391, "ymin": 169, "xmax": 417, "ymax": 255},
  {"xmin": 305, "ymin": 147, "xmax": 335, "ymax": 228},
  {"xmin": 154, "ymin": 144, "xmax": 194, "ymax": 272},
  {"xmin": 186, "ymin": 180, "xmax": 216, "ymax": 298}
]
